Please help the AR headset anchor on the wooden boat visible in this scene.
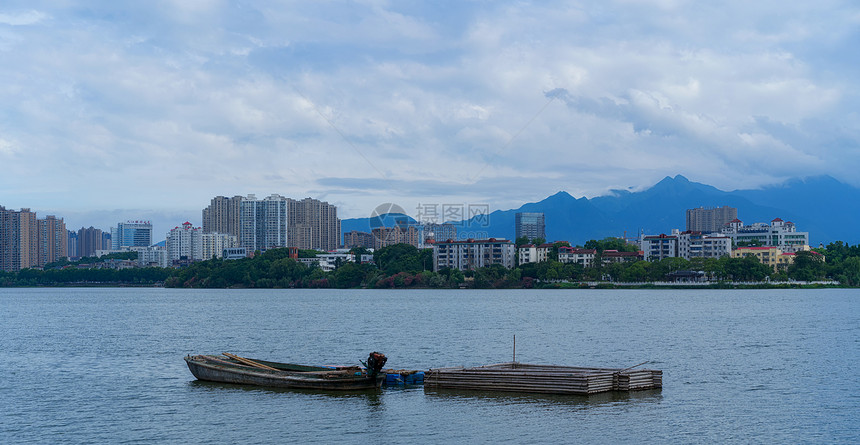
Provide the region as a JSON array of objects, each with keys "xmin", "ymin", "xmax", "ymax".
[{"xmin": 185, "ymin": 352, "xmax": 387, "ymax": 390}]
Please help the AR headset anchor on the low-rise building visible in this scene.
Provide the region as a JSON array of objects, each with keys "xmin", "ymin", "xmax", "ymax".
[
  {"xmin": 535, "ymin": 243, "xmax": 553, "ymax": 262},
  {"xmin": 95, "ymin": 245, "xmax": 168, "ymax": 268},
  {"xmin": 518, "ymin": 243, "xmax": 554, "ymax": 265},
  {"xmin": 642, "ymin": 230, "xmax": 730, "ymax": 261},
  {"xmin": 558, "ymin": 247, "xmax": 597, "ymax": 267},
  {"xmin": 201, "ymin": 232, "xmax": 238, "ymax": 260},
  {"xmin": 733, "ymin": 246, "xmax": 787, "ymax": 271},
  {"xmin": 296, "ymin": 250, "xmax": 374, "ymax": 272},
  {"xmin": 137, "ymin": 246, "xmax": 168, "ymax": 268},
  {"xmin": 433, "ymin": 238, "xmax": 515, "ymax": 272},
  {"xmin": 732, "ymin": 245, "xmax": 821, "ymax": 271},
  {"xmin": 677, "ymin": 231, "xmax": 731, "ymax": 259},
  {"xmin": 601, "ymin": 250, "xmax": 644, "ymax": 264},
  {"xmin": 722, "ymin": 218, "xmax": 809, "ymax": 252},
  {"xmin": 518, "ymin": 244, "xmax": 536, "ymax": 265},
  {"xmin": 641, "ymin": 234, "xmax": 678, "ymax": 261}
]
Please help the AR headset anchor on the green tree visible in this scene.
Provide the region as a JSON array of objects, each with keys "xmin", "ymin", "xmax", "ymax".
[
  {"xmin": 584, "ymin": 237, "xmax": 638, "ymax": 253},
  {"xmin": 349, "ymin": 246, "xmax": 370, "ymax": 257},
  {"xmin": 788, "ymin": 251, "xmax": 826, "ymax": 281},
  {"xmin": 836, "ymin": 257, "xmax": 860, "ymax": 286},
  {"xmin": 268, "ymin": 257, "xmax": 307, "ymax": 284},
  {"xmin": 373, "ymin": 244, "xmax": 423, "ymax": 274},
  {"xmin": 647, "ymin": 257, "xmax": 690, "ymax": 281},
  {"xmin": 619, "ymin": 261, "xmax": 649, "ymax": 282},
  {"xmin": 298, "ymin": 249, "xmax": 320, "ymax": 258},
  {"xmin": 333, "ymin": 261, "xmax": 372, "ymax": 288}
]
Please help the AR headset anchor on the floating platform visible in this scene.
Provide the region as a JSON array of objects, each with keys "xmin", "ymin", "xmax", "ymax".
[{"xmin": 424, "ymin": 362, "xmax": 662, "ymax": 395}]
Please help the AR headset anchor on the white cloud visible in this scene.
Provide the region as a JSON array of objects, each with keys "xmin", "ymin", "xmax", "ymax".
[
  {"xmin": 0, "ymin": 10, "xmax": 46, "ymax": 26},
  {"xmin": 0, "ymin": 0, "xmax": 858, "ymax": 232},
  {"xmin": 0, "ymin": 138, "xmax": 17, "ymax": 157}
]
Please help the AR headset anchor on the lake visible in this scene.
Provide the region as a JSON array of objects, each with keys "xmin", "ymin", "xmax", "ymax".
[{"xmin": 1, "ymin": 288, "xmax": 857, "ymax": 443}]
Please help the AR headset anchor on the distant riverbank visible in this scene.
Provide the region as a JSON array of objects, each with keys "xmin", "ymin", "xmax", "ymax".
[
  {"xmin": 0, "ymin": 280, "xmax": 844, "ymax": 289},
  {"xmin": 3, "ymin": 241, "xmax": 855, "ymax": 289}
]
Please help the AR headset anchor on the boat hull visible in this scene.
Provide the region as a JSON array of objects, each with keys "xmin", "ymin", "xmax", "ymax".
[{"xmin": 185, "ymin": 355, "xmax": 385, "ymax": 390}]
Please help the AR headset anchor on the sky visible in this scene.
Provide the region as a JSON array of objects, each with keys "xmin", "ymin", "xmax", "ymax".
[{"xmin": 1, "ymin": 1, "xmax": 859, "ymax": 239}]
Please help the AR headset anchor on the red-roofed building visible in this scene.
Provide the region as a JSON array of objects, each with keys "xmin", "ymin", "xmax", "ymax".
[
  {"xmin": 558, "ymin": 247, "xmax": 597, "ymax": 267},
  {"xmin": 732, "ymin": 245, "xmax": 822, "ymax": 271}
]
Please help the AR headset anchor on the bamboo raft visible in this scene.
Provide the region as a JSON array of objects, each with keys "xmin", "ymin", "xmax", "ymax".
[{"xmin": 424, "ymin": 362, "xmax": 662, "ymax": 395}]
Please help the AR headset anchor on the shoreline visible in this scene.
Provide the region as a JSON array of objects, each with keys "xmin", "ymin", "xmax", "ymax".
[{"xmin": 0, "ymin": 281, "xmax": 845, "ymax": 290}]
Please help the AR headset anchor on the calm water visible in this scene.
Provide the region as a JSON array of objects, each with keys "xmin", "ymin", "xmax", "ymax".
[{"xmin": 1, "ymin": 288, "xmax": 857, "ymax": 444}]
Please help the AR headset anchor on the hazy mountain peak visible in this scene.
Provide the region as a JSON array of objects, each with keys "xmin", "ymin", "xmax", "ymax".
[{"xmin": 342, "ymin": 175, "xmax": 859, "ymax": 245}]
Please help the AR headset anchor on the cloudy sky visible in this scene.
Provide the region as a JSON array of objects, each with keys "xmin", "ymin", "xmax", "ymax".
[{"xmin": 2, "ymin": 1, "xmax": 858, "ymax": 238}]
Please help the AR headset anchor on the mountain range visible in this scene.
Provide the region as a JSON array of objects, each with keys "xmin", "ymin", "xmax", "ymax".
[{"xmin": 342, "ymin": 175, "xmax": 860, "ymax": 246}]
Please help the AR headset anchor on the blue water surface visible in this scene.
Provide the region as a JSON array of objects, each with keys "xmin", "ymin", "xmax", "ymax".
[{"xmin": 1, "ymin": 288, "xmax": 857, "ymax": 444}]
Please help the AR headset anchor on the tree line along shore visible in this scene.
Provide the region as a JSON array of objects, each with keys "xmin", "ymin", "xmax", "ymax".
[{"xmin": 2, "ymin": 239, "xmax": 859, "ymax": 289}]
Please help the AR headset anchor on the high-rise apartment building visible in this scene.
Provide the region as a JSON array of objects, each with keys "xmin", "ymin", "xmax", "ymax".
[
  {"xmin": 67, "ymin": 230, "xmax": 79, "ymax": 258},
  {"xmin": 236, "ymin": 194, "xmax": 340, "ymax": 252},
  {"xmin": 166, "ymin": 222, "xmax": 203, "ymax": 263},
  {"xmin": 111, "ymin": 221, "xmax": 153, "ymax": 249},
  {"xmin": 289, "ymin": 197, "xmax": 340, "ymax": 251},
  {"xmin": 240, "ymin": 194, "xmax": 290, "ymax": 251},
  {"xmin": 1, "ymin": 207, "xmax": 69, "ymax": 270},
  {"xmin": 77, "ymin": 226, "xmax": 105, "ymax": 258},
  {"xmin": 1, "ymin": 206, "xmax": 37, "ymax": 271},
  {"xmin": 515, "ymin": 212, "xmax": 546, "ymax": 241},
  {"xmin": 38, "ymin": 215, "xmax": 67, "ymax": 266},
  {"xmin": 686, "ymin": 206, "xmax": 737, "ymax": 233},
  {"xmin": 202, "ymin": 195, "xmax": 244, "ymax": 237}
]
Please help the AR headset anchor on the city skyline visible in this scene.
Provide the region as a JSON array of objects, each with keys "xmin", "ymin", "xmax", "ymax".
[{"xmin": 2, "ymin": 2, "xmax": 859, "ymax": 238}]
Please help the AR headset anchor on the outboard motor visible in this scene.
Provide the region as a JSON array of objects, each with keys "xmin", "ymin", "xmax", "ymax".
[{"xmin": 365, "ymin": 352, "xmax": 387, "ymax": 377}]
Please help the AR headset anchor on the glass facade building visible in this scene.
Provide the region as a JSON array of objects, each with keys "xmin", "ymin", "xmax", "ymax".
[
  {"xmin": 111, "ymin": 221, "xmax": 153, "ymax": 249},
  {"xmin": 515, "ymin": 212, "xmax": 546, "ymax": 241}
]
